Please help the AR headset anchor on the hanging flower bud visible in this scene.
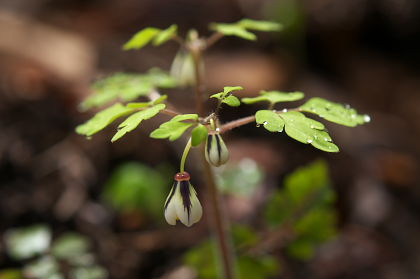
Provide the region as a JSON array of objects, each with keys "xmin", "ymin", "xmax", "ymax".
[
  {"xmin": 164, "ymin": 172, "xmax": 202, "ymax": 227},
  {"xmin": 205, "ymin": 133, "xmax": 229, "ymax": 167}
]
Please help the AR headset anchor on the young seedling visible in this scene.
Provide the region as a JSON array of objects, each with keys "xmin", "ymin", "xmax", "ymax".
[{"xmin": 76, "ymin": 18, "xmax": 370, "ymax": 279}]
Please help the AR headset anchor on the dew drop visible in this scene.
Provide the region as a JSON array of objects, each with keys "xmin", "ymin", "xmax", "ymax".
[
  {"xmin": 263, "ymin": 121, "xmax": 268, "ymax": 125},
  {"xmin": 324, "ymin": 137, "xmax": 329, "ymax": 141},
  {"xmin": 364, "ymin": 115, "xmax": 371, "ymax": 122},
  {"xmin": 351, "ymin": 114, "xmax": 356, "ymax": 119},
  {"xmin": 216, "ymin": 128, "xmax": 221, "ymax": 132},
  {"xmin": 282, "ymin": 108, "xmax": 288, "ymax": 112},
  {"xmin": 310, "ymin": 125, "xmax": 315, "ymax": 129},
  {"xmin": 256, "ymin": 124, "xmax": 260, "ymax": 128},
  {"xmin": 307, "ymin": 139, "xmax": 313, "ymax": 143}
]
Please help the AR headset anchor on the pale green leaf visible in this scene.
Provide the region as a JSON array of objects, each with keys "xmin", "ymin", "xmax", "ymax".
[
  {"xmin": 255, "ymin": 110, "xmax": 284, "ymax": 132},
  {"xmin": 223, "ymin": 95, "xmax": 240, "ymax": 107},
  {"xmin": 171, "ymin": 114, "xmax": 199, "ymax": 122},
  {"xmin": 224, "ymin": 86, "xmax": 243, "ymax": 94},
  {"xmin": 238, "ymin": 18, "xmax": 283, "ymax": 31},
  {"xmin": 242, "ymin": 91, "xmax": 304, "ymax": 105},
  {"xmin": 210, "ymin": 92, "xmax": 224, "ymax": 100},
  {"xmin": 4, "ymin": 225, "xmax": 51, "ymax": 260},
  {"xmin": 150, "ymin": 121, "xmax": 193, "ymax": 141},
  {"xmin": 123, "ymin": 27, "xmax": 160, "ymax": 50},
  {"xmin": 210, "ymin": 23, "xmax": 256, "ymax": 40},
  {"xmin": 152, "ymin": 94, "xmax": 168, "ymax": 104},
  {"xmin": 126, "ymin": 102, "xmax": 150, "ymax": 109},
  {"xmin": 76, "ymin": 104, "xmax": 134, "ymax": 137},
  {"xmin": 150, "ymin": 114, "xmax": 197, "ymax": 141},
  {"xmin": 191, "ymin": 124, "xmax": 208, "ymax": 146},
  {"xmin": 280, "ymin": 111, "xmax": 339, "ymax": 152},
  {"xmin": 111, "ymin": 104, "xmax": 165, "ymax": 142},
  {"xmin": 80, "ymin": 70, "xmax": 176, "ymax": 110},
  {"xmin": 300, "ymin": 97, "xmax": 370, "ymax": 127},
  {"xmin": 153, "ymin": 24, "xmax": 177, "ymax": 46}
]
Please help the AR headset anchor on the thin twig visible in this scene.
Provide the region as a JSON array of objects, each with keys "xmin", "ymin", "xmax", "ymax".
[
  {"xmin": 220, "ymin": 115, "xmax": 256, "ymax": 133},
  {"xmin": 206, "ymin": 32, "xmax": 224, "ymax": 49}
]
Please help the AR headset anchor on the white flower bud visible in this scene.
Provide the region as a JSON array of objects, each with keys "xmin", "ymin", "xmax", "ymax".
[{"xmin": 205, "ymin": 133, "xmax": 229, "ymax": 167}]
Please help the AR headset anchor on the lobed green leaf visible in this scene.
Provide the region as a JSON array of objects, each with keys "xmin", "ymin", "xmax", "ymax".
[
  {"xmin": 80, "ymin": 70, "xmax": 176, "ymax": 110},
  {"xmin": 210, "ymin": 23, "xmax": 256, "ymax": 40},
  {"xmin": 223, "ymin": 95, "xmax": 240, "ymax": 107},
  {"xmin": 150, "ymin": 114, "xmax": 197, "ymax": 141},
  {"xmin": 123, "ymin": 27, "xmax": 160, "ymax": 50},
  {"xmin": 255, "ymin": 110, "xmax": 284, "ymax": 132},
  {"xmin": 153, "ymin": 24, "xmax": 178, "ymax": 46},
  {"xmin": 76, "ymin": 104, "xmax": 134, "ymax": 137},
  {"xmin": 242, "ymin": 90, "xmax": 304, "ymax": 105},
  {"xmin": 111, "ymin": 104, "xmax": 166, "ymax": 142},
  {"xmin": 299, "ymin": 97, "xmax": 370, "ymax": 127},
  {"xmin": 238, "ymin": 18, "xmax": 283, "ymax": 31},
  {"xmin": 191, "ymin": 124, "xmax": 208, "ymax": 146},
  {"xmin": 280, "ymin": 111, "xmax": 339, "ymax": 152}
]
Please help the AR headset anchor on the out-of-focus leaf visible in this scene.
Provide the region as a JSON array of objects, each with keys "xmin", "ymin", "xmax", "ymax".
[
  {"xmin": 191, "ymin": 124, "xmax": 208, "ymax": 146},
  {"xmin": 183, "ymin": 240, "xmax": 219, "ymax": 279},
  {"xmin": 23, "ymin": 256, "xmax": 61, "ymax": 279},
  {"xmin": 232, "ymin": 225, "xmax": 259, "ymax": 248},
  {"xmin": 4, "ymin": 225, "xmax": 51, "ymax": 260},
  {"xmin": 280, "ymin": 111, "xmax": 339, "ymax": 152},
  {"xmin": 102, "ymin": 162, "xmax": 168, "ymax": 219},
  {"xmin": 217, "ymin": 158, "xmax": 264, "ymax": 197},
  {"xmin": 79, "ymin": 70, "xmax": 176, "ymax": 110},
  {"xmin": 264, "ymin": 160, "xmax": 337, "ymax": 261},
  {"xmin": 237, "ymin": 255, "xmax": 280, "ymax": 279},
  {"xmin": 111, "ymin": 104, "xmax": 166, "ymax": 142},
  {"xmin": 51, "ymin": 233, "xmax": 90, "ymax": 260},
  {"xmin": 299, "ymin": 97, "xmax": 370, "ymax": 127},
  {"xmin": 0, "ymin": 269, "xmax": 23, "ymax": 279},
  {"xmin": 242, "ymin": 90, "xmax": 304, "ymax": 105},
  {"xmin": 123, "ymin": 27, "xmax": 160, "ymax": 50},
  {"xmin": 210, "ymin": 23, "xmax": 256, "ymax": 40},
  {"xmin": 76, "ymin": 104, "xmax": 134, "ymax": 137},
  {"xmin": 238, "ymin": 19, "xmax": 283, "ymax": 31},
  {"xmin": 153, "ymin": 25, "xmax": 178, "ymax": 46},
  {"xmin": 71, "ymin": 266, "xmax": 107, "ymax": 279},
  {"xmin": 255, "ymin": 110, "xmax": 285, "ymax": 132},
  {"xmin": 150, "ymin": 114, "xmax": 197, "ymax": 141}
]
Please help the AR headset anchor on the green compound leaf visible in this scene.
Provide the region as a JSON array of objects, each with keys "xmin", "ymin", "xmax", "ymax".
[
  {"xmin": 300, "ymin": 97, "xmax": 371, "ymax": 127},
  {"xmin": 153, "ymin": 24, "xmax": 178, "ymax": 46},
  {"xmin": 191, "ymin": 124, "xmax": 208, "ymax": 146},
  {"xmin": 223, "ymin": 95, "xmax": 240, "ymax": 107},
  {"xmin": 111, "ymin": 104, "xmax": 166, "ymax": 142},
  {"xmin": 255, "ymin": 110, "xmax": 285, "ymax": 132},
  {"xmin": 123, "ymin": 27, "xmax": 160, "ymax": 50},
  {"xmin": 150, "ymin": 114, "xmax": 197, "ymax": 141},
  {"xmin": 210, "ymin": 19, "xmax": 282, "ymax": 41},
  {"xmin": 242, "ymin": 90, "xmax": 304, "ymax": 105},
  {"xmin": 76, "ymin": 103, "xmax": 134, "ymax": 137},
  {"xmin": 280, "ymin": 111, "xmax": 339, "ymax": 152},
  {"xmin": 210, "ymin": 23, "xmax": 256, "ymax": 40},
  {"xmin": 211, "ymin": 86, "xmax": 243, "ymax": 107},
  {"xmin": 4, "ymin": 225, "xmax": 51, "ymax": 260},
  {"xmin": 238, "ymin": 18, "xmax": 283, "ymax": 31},
  {"xmin": 80, "ymin": 69, "xmax": 176, "ymax": 110}
]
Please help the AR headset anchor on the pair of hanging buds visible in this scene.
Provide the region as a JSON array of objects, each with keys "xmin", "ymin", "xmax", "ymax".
[{"xmin": 164, "ymin": 131, "xmax": 229, "ymax": 226}]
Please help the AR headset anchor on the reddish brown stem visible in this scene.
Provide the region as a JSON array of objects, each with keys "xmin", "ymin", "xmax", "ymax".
[{"xmin": 220, "ymin": 115, "xmax": 256, "ymax": 134}]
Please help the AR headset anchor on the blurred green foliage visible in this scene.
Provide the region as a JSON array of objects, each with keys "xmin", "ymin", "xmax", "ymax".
[
  {"xmin": 2, "ymin": 226, "xmax": 106, "ymax": 279},
  {"xmin": 185, "ymin": 159, "xmax": 337, "ymax": 277},
  {"xmin": 217, "ymin": 158, "xmax": 264, "ymax": 197},
  {"xmin": 265, "ymin": 159, "xmax": 337, "ymax": 260},
  {"xmin": 102, "ymin": 162, "xmax": 169, "ymax": 220},
  {"xmin": 184, "ymin": 225, "xmax": 279, "ymax": 279}
]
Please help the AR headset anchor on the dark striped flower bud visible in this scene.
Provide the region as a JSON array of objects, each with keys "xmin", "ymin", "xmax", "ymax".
[
  {"xmin": 205, "ymin": 133, "xmax": 229, "ymax": 167},
  {"xmin": 164, "ymin": 172, "xmax": 202, "ymax": 227}
]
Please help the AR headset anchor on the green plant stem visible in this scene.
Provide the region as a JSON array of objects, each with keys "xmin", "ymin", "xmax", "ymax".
[
  {"xmin": 180, "ymin": 138, "xmax": 192, "ymax": 173},
  {"xmin": 191, "ymin": 40, "xmax": 235, "ymax": 279}
]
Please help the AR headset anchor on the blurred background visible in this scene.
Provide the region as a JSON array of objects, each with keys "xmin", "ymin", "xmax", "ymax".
[{"xmin": 0, "ymin": 0, "xmax": 419, "ymax": 278}]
